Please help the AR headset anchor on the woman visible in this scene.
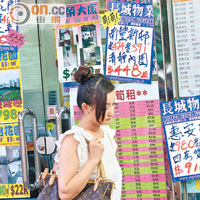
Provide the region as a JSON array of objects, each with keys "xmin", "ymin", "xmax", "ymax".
[{"xmin": 54, "ymin": 66, "xmax": 122, "ymax": 200}]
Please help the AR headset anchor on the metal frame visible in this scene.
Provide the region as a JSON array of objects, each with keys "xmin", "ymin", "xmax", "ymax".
[{"xmin": 56, "ymin": 106, "xmax": 70, "ymax": 140}]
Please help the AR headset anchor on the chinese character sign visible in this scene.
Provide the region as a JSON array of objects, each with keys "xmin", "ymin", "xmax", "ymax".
[
  {"xmin": 0, "ymin": 123, "xmax": 20, "ymax": 146},
  {"xmin": 66, "ymin": 1, "xmax": 99, "ymax": 24},
  {"xmin": 160, "ymin": 96, "xmax": 200, "ymax": 182},
  {"xmin": 100, "ymin": 9, "xmax": 121, "ymax": 29},
  {"xmin": 55, "ymin": 1, "xmax": 103, "ymax": 83},
  {"xmin": 105, "ymin": 1, "xmax": 154, "ymax": 84},
  {"xmin": 70, "ymin": 82, "xmax": 167, "ymax": 199}
]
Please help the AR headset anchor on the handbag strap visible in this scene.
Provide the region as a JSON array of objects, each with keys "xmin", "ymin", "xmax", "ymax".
[
  {"xmin": 98, "ymin": 161, "xmax": 106, "ymax": 178},
  {"xmin": 83, "ymin": 136, "xmax": 106, "ymax": 177},
  {"xmin": 94, "ymin": 161, "xmax": 107, "ymax": 191}
]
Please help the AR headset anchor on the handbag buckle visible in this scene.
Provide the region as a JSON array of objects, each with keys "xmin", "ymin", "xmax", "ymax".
[{"xmin": 95, "ymin": 177, "xmax": 102, "ymax": 182}]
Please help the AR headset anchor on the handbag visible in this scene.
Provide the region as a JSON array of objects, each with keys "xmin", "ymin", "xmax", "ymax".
[
  {"xmin": 37, "ymin": 161, "xmax": 115, "ymax": 200},
  {"xmin": 37, "ymin": 168, "xmax": 59, "ymax": 200}
]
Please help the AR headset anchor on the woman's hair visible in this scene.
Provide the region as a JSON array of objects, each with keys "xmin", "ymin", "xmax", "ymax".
[{"xmin": 74, "ymin": 66, "xmax": 115, "ymax": 123}]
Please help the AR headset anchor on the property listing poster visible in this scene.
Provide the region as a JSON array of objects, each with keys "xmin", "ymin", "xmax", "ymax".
[
  {"xmin": 160, "ymin": 96, "xmax": 200, "ymax": 182},
  {"xmin": 55, "ymin": 1, "xmax": 104, "ymax": 83},
  {"xmin": 0, "ymin": 50, "xmax": 23, "ymax": 123},
  {"xmin": 70, "ymin": 82, "xmax": 167, "ymax": 199},
  {"xmin": 105, "ymin": 1, "xmax": 154, "ymax": 84}
]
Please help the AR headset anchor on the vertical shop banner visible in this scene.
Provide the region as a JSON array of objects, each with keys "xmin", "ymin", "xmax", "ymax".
[
  {"xmin": 160, "ymin": 96, "xmax": 200, "ymax": 182},
  {"xmin": 105, "ymin": 1, "xmax": 154, "ymax": 84},
  {"xmin": 55, "ymin": 1, "xmax": 104, "ymax": 83},
  {"xmin": 0, "ymin": 123, "xmax": 30, "ymax": 198},
  {"xmin": 0, "ymin": 49, "xmax": 23, "ymax": 123},
  {"xmin": 0, "ymin": 0, "xmax": 18, "ymax": 49},
  {"xmin": 172, "ymin": 0, "xmax": 200, "ymax": 97},
  {"xmin": 70, "ymin": 82, "xmax": 167, "ymax": 200}
]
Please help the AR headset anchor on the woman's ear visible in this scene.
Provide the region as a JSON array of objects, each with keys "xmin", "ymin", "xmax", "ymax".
[{"xmin": 81, "ymin": 103, "xmax": 89, "ymax": 113}]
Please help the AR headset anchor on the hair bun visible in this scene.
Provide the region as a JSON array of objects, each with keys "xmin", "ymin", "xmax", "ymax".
[{"xmin": 74, "ymin": 66, "xmax": 93, "ymax": 83}]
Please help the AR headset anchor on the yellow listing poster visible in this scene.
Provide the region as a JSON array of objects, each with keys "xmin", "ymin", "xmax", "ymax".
[
  {"xmin": 0, "ymin": 131, "xmax": 30, "ymax": 198},
  {"xmin": 0, "ymin": 49, "xmax": 23, "ymax": 123}
]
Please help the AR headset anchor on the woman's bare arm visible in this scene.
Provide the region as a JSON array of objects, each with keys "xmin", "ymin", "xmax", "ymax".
[{"xmin": 58, "ymin": 134, "xmax": 103, "ymax": 200}]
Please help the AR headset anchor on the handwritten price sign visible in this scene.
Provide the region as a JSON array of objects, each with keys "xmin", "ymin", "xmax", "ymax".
[
  {"xmin": 0, "ymin": 184, "xmax": 30, "ymax": 198},
  {"xmin": 105, "ymin": 1, "xmax": 154, "ymax": 84},
  {"xmin": 6, "ymin": 29, "xmax": 26, "ymax": 48}
]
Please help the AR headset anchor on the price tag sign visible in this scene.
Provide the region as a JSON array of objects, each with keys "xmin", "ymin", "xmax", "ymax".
[
  {"xmin": 63, "ymin": 66, "xmax": 95, "ymax": 81},
  {"xmin": 0, "ymin": 107, "xmax": 20, "ymax": 122},
  {"xmin": 6, "ymin": 29, "xmax": 26, "ymax": 48},
  {"xmin": 0, "ymin": 184, "xmax": 30, "ymax": 198}
]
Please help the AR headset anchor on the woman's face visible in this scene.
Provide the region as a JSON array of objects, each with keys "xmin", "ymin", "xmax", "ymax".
[
  {"xmin": 101, "ymin": 90, "xmax": 116, "ymax": 125},
  {"xmin": 84, "ymin": 90, "xmax": 116, "ymax": 125}
]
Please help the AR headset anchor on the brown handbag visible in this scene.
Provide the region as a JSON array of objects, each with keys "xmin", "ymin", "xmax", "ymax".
[{"xmin": 37, "ymin": 161, "xmax": 115, "ymax": 200}]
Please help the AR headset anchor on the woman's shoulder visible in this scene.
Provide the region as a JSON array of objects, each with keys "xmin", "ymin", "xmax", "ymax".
[
  {"xmin": 56, "ymin": 126, "xmax": 87, "ymax": 149},
  {"xmin": 54, "ymin": 126, "xmax": 88, "ymax": 164}
]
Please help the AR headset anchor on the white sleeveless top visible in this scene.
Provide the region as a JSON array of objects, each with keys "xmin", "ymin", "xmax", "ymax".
[{"xmin": 54, "ymin": 125, "xmax": 122, "ymax": 200}]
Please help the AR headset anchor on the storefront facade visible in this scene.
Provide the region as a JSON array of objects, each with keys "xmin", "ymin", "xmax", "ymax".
[{"xmin": 0, "ymin": 0, "xmax": 200, "ymax": 199}]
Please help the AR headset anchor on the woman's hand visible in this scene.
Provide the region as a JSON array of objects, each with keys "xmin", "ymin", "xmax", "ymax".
[{"xmin": 88, "ymin": 136, "xmax": 104, "ymax": 164}]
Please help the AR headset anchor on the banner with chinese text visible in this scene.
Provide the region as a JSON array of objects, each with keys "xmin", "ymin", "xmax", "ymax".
[
  {"xmin": 105, "ymin": 1, "xmax": 154, "ymax": 84},
  {"xmin": 70, "ymin": 82, "xmax": 167, "ymax": 199},
  {"xmin": 55, "ymin": 1, "xmax": 103, "ymax": 82},
  {"xmin": 0, "ymin": 49, "xmax": 23, "ymax": 123},
  {"xmin": 160, "ymin": 96, "xmax": 200, "ymax": 182}
]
